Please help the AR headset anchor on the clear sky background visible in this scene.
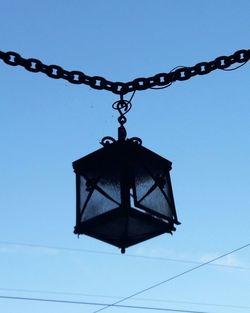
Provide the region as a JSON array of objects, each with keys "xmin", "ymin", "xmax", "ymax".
[{"xmin": 0, "ymin": 1, "xmax": 249, "ymax": 313}]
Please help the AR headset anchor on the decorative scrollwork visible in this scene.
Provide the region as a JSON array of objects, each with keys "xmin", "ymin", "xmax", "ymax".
[
  {"xmin": 100, "ymin": 136, "xmax": 116, "ymax": 146},
  {"xmin": 112, "ymin": 95, "xmax": 133, "ymax": 133},
  {"xmin": 112, "ymin": 99, "xmax": 132, "ymax": 116},
  {"xmin": 129, "ymin": 137, "xmax": 142, "ymax": 145}
]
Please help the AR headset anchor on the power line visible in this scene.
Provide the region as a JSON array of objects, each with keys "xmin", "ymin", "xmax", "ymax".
[
  {"xmin": 0, "ymin": 295, "xmax": 218, "ymax": 313},
  {"xmin": 1, "ymin": 240, "xmax": 249, "ymax": 271},
  {"xmin": 1, "ymin": 287, "xmax": 249, "ymax": 311},
  {"xmin": 1, "ymin": 243, "xmax": 249, "ymax": 312},
  {"xmin": 92, "ymin": 243, "xmax": 250, "ymax": 313}
]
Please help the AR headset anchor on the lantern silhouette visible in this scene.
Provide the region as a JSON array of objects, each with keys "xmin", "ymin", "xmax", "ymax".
[{"xmin": 73, "ymin": 99, "xmax": 180, "ymax": 253}]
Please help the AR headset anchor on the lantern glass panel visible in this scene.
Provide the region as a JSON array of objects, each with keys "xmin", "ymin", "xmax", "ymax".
[
  {"xmin": 134, "ymin": 162, "xmax": 174, "ymax": 219},
  {"xmin": 78, "ymin": 166, "xmax": 122, "ymax": 222},
  {"xmin": 97, "ymin": 176, "xmax": 121, "ymax": 204},
  {"xmin": 138, "ymin": 182, "xmax": 173, "ymax": 218},
  {"xmin": 83, "ymin": 189, "xmax": 118, "ymax": 221}
]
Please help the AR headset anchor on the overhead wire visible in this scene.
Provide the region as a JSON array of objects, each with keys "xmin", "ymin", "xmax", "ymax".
[
  {"xmin": 1, "ymin": 287, "xmax": 249, "ymax": 311},
  {"xmin": 150, "ymin": 66, "xmax": 186, "ymax": 90},
  {"xmin": 222, "ymin": 61, "xmax": 248, "ymax": 71},
  {"xmin": 0, "ymin": 295, "xmax": 220, "ymax": 313},
  {"xmin": 91, "ymin": 243, "xmax": 250, "ymax": 313},
  {"xmin": 1, "ymin": 240, "xmax": 249, "ymax": 271},
  {"xmin": 1, "ymin": 243, "xmax": 249, "ymax": 312}
]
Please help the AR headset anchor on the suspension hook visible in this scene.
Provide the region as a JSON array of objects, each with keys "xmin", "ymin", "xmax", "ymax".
[{"xmin": 112, "ymin": 94, "xmax": 132, "ymax": 141}]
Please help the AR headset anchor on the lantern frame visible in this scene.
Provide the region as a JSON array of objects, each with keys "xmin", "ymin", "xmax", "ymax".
[{"xmin": 73, "ymin": 126, "xmax": 180, "ymax": 253}]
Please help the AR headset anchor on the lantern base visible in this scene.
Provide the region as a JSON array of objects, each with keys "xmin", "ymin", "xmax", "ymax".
[{"xmin": 74, "ymin": 207, "xmax": 175, "ymax": 252}]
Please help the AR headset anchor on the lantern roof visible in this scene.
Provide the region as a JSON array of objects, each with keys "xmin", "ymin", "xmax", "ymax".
[{"xmin": 73, "ymin": 138, "xmax": 172, "ymax": 174}]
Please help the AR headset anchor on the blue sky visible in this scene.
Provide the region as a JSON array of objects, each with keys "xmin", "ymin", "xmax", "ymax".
[{"xmin": 0, "ymin": 1, "xmax": 249, "ymax": 313}]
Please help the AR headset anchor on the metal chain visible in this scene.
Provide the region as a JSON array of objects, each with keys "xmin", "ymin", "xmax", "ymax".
[{"xmin": 0, "ymin": 49, "xmax": 249, "ymax": 95}]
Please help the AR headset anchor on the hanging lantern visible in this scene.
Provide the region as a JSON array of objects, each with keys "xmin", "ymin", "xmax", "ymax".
[{"xmin": 73, "ymin": 98, "xmax": 180, "ymax": 253}]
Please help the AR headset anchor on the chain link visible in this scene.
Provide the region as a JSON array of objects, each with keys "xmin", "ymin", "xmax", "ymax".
[{"xmin": 0, "ymin": 49, "xmax": 249, "ymax": 95}]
